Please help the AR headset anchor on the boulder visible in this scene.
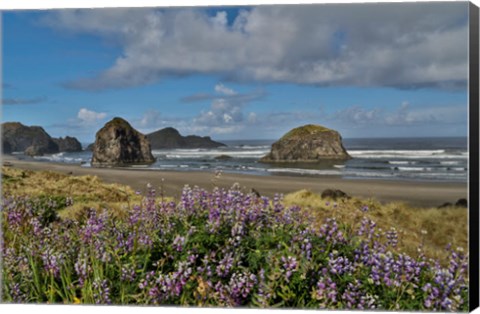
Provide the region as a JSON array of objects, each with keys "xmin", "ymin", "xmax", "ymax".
[
  {"xmin": 455, "ymin": 198, "xmax": 468, "ymax": 208},
  {"xmin": 215, "ymin": 154, "xmax": 233, "ymax": 160},
  {"xmin": 147, "ymin": 127, "xmax": 226, "ymax": 149},
  {"xmin": 53, "ymin": 136, "xmax": 83, "ymax": 152},
  {"xmin": 321, "ymin": 189, "xmax": 350, "ymax": 200},
  {"xmin": 91, "ymin": 117, "xmax": 155, "ymax": 166},
  {"xmin": 2, "ymin": 122, "xmax": 59, "ymax": 155},
  {"xmin": 438, "ymin": 199, "xmax": 468, "ymax": 209},
  {"xmin": 261, "ymin": 124, "xmax": 351, "ymax": 162},
  {"xmin": 25, "ymin": 145, "xmax": 47, "ymax": 157},
  {"xmin": 438, "ymin": 202, "xmax": 452, "ymax": 208}
]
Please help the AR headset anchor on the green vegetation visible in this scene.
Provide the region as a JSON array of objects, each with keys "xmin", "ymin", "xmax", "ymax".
[
  {"xmin": 280, "ymin": 124, "xmax": 333, "ymax": 140},
  {"xmin": 1, "ymin": 168, "xmax": 469, "ymax": 310}
]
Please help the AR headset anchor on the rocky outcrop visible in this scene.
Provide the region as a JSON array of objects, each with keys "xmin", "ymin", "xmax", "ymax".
[
  {"xmin": 2, "ymin": 122, "xmax": 59, "ymax": 156},
  {"xmin": 321, "ymin": 189, "xmax": 350, "ymax": 200},
  {"xmin": 53, "ymin": 136, "xmax": 82, "ymax": 152},
  {"xmin": 25, "ymin": 145, "xmax": 48, "ymax": 157},
  {"xmin": 147, "ymin": 127, "xmax": 226, "ymax": 149},
  {"xmin": 91, "ymin": 117, "xmax": 155, "ymax": 166},
  {"xmin": 3, "ymin": 140, "xmax": 12, "ymax": 154},
  {"xmin": 215, "ymin": 154, "xmax": 233, "ymax": 160},
  {"xmin": 438, "ymin": 198, "xmax": 468, "ymax": 208},
  {"xmin": 261, "ymin": 124, "xmax": 351, "ymax": 162}
]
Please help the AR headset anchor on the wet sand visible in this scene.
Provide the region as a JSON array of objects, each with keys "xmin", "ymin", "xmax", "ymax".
[{"xmin": 1, "ymin": 155, "xmax": 467, "ymax": 208}]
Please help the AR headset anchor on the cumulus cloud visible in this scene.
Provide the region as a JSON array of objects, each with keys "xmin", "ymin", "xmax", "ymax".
[
  {"xmin": 215, "ymin": 83, "xmax": 237, "ymax": 96},
  {"xmin": 190, "ymin": 84, "xmax": 266, "ymax": 135},
  {"xmin": 41, "ymin": 3, "xmax": 468, "ymax": 91},
  {"xmin": 77, "ymin": 108, "xmax": 107, "ymax": 124}
]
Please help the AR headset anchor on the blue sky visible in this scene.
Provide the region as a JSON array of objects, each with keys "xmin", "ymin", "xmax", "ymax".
[{"xmin": 2, "ymin": 3, "xmax": 469, "ymax": 142}]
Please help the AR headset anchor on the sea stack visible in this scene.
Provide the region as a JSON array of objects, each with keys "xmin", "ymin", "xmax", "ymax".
[
  {"xmin": 1, "ymin": 122, "xmax": 59, "ymax": 156},
  {"xmin": 53, "ymin": 136, "xmax": 83, "ymax": 152},
  {"xmin": 147, "ymin": 127, "xmax": 226, "ymax": 149},
  {"xmin": 261, "ymin": 124, "xmax": 351, "ymax": 162},
  {"xmin": 91, "ymin": 117, "xmax": 155, "ymax": 166}
]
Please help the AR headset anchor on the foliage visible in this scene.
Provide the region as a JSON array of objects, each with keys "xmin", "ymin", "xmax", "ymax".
[
  {"xmin": 283, "ymin": 189, "xmax": 468, "ymax": 264},
  {"xmin": 2, "ymin": 185, "xmax": 468, "ymax": 310},
  {"xmin": 280, "ymin": 124, "xmax": 332, "ymax": 140}
]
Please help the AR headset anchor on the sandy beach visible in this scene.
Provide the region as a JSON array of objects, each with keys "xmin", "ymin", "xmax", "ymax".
[{"xmin": 1, "ymin": 155, "xmax": 467, "ymax": 208}]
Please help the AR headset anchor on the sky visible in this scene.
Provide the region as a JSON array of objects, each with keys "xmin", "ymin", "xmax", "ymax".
[{"xmin": 1, "ymin": 2, "xmax": 470, "ymax": 143}]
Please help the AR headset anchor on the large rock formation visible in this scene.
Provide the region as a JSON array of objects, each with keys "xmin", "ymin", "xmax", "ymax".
[
  {"xmin": 2, "ymin": 122, "xmax": 59, "ymax": 156},
  {"xmin": 53, "ymin": 136, "xmax": 83, "ymax": 152},
  {"xmin": 147, "ymin": 127, "xmax": 226, "ymax": 149},
  {"xmin": 91, "ymin": 117, "xmax": 155, "ymax": 166},
  {"xmin": 261, "ymin": 124, "xmax": 351, "ymax": 162}
]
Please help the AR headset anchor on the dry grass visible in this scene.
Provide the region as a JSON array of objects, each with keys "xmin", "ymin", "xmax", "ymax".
[
  {"xmin": 1, "ymin": 166, "xmax": 142, "ymax": 220},
  {"xmin": 283, "ymin": 189, "xmax": 468, "ymax": 265}
]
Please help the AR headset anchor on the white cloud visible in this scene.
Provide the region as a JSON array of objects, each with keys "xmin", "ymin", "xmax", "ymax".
[
  {"xmin": 77, "ymin": 108, "xmax": 107, "ymax": 124},
  {"xmin": 42, "ymin": 3, "xmax": 468, "ymax": 91},
  {"xmin": 247, "ymin": 112, "xmax": 257, "ymax": 124},
  {"xmin": 214, "ymin": 83, "xmax": 237, "ymax": 96}
]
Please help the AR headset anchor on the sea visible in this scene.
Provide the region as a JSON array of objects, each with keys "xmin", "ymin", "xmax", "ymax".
[{"xmin": 28, "ymin": 137, "xmax": 468, "ymax": 183}]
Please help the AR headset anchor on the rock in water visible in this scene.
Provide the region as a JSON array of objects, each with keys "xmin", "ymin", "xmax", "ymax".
[
  {"xmin": 53, "ymin": 136, "xmax": 83, "ymax": 152},
  {"xmin": 147, "ymin": 127, "xmax": 226, "ymax": 149},
  {"xmin": 261, "ymin": 124, "xmax": 351, "ymax": 162},
  {"xmin": 91, "ymin": 117, "xmax": 155, "ymax": 166},
  {"xmin": 2, "ymin": 122, "xmax": 59, "ymax": 155}
]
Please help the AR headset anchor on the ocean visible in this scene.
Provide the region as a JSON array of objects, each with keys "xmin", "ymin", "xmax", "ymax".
[{"xmin": 30, "ymin": 137, "xmax": 468, "ymax": 182}]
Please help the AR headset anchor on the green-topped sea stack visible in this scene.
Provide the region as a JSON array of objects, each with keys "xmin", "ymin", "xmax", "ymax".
[
  {"xmin": 261, "ymin": 124, "xmax": 351, "ymax": 162},
  {"xmin": 91, "ymin": 117, "xmax": 155, "ymax": 167}
]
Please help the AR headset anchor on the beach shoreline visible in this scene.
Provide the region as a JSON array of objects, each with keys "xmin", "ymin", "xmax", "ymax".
[{"xmin": 1, "ymin": 155, "xmax": 467, "ymax": 208}]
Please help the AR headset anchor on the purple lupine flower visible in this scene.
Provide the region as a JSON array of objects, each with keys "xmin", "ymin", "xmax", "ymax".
[
  {"xmin": 216, "ymin": 253, "xmax": 234, "ymax": 277},
  {"xmin": 315, "ymin": 276, "xmax": 338, "ymax": 306},
  {"xmin": 281, "ymin": 256, "xmax": 298, "ymax": 282},
  {"xmin": 41, "ymin": 250, "xmax": 63, "ymax": 278},
  {"xmin": 172, "ymin": 235, "xmax": 185, "ymax": 252},
  {"xmin": 93, "ymin": 279, "xmax": 111, "ymax": 304},
  {"xmin": 385, "ymin": 228, "xmax": 398, "ymax": 248},
  {"xmin": 8, "ymin": 282, "xmax": 26, "ymax": 302},
  {"xmin": 328, "ymin": 255, "xmax": 354, "ymax": 276}
]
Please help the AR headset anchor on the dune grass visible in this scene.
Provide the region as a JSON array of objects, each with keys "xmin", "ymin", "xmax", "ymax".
[
  {"xmin": 1, "ymin": 166, "xmax": 144, "ymax": 220},
  {"xmin": 283, "ymin": 189, "xmax": 467, "ymax": 265}
]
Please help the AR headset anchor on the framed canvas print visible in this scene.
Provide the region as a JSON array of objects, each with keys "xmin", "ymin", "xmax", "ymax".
[{"xmin": 1, "ymin": 0, "xmax": 479, "ymax": 312}]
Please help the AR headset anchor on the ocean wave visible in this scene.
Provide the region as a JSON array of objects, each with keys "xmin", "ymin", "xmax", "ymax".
[
  {"xmin": 348, "ymin": 149, "xmax": 466, "ymax": 159},
  {"xmin": 343, "ymin": 171, "xmax": 395, "ymax": 178},
  {"xmin": 440, "ymin": 161, "xmax": 461, "ymax": 165},
  {"xmin": 395, "ymin": 167, "xmax": 433, "ymax": 172},
  {"xmin": 157, "ymin": 150, "xmax": 269, "ymax": 159},
  {"xmin": 267, "ymin": 168, "xmax": 342, "ymax": 175},
  {"xmin": 388, "ymin": 161, "xmax": 411, "ymax": 165},
  {"xmin": 34, "ymin": 152, "xmax": 85, "ymax": 164},
  {"xmin": 231, "ymin": 145, "xmax": 271, "ymax": 150}
]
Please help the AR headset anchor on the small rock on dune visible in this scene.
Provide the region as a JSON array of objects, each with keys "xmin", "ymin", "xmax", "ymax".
[{"xmin": 321, "ymin": 189, "xmax": 350, "ymax": 200}]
